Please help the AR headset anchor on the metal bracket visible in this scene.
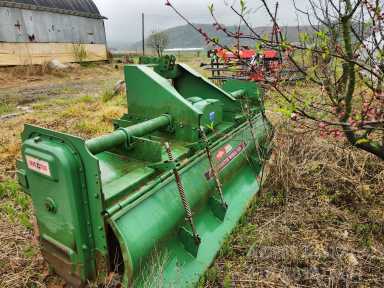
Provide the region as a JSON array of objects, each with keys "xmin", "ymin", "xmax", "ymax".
[
  {"xmin": 148, "ymin": 160, "xmax": 177, "ymax": 172},
  {"xmin": 185, "ymin": 141, "xmax": 205, "ymax": 152},
  {"xmin": 209, "ymin": 195, "xmax": 227, "ymax": 221},
  {"xmin": 129, "ymin": 137, "xmax": 163, "ymax": 162},
  {"xmin": 179, "ymin": 226, "xmax": 200, "ymax": 257}
]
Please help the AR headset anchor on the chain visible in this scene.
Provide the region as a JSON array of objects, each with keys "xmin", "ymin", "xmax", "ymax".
[{"xmin": 244, "ymin": 103, "xmax": 261, "ymax": 155}]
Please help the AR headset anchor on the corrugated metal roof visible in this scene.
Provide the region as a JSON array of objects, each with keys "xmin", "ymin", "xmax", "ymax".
[{"xmin": 0, "ymin": 0, "xmax": 106, "ymax": 19}]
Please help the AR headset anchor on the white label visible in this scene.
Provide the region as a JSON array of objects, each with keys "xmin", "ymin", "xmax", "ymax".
[
  {"xmin": 26, "ymin": 155, "xmax": 51, "ymax": 177},
  {"xmin": 224, "ymin": 144, "xmax": 232, "ymax": 154}
]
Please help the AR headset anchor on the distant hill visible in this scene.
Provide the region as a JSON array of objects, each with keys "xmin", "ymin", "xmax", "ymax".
[
  {"xmin": 129, "ymin": 24, "xmax": 314, "ymax": 50},
  {"xmin": 107, "ymin": 40, "xmax": 134, "ymax": 51}
]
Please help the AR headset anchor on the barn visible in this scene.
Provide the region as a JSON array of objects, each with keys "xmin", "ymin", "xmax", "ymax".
[{"xmin": 0, "ymin": 0, "xmax": 107, "ymax": 66}]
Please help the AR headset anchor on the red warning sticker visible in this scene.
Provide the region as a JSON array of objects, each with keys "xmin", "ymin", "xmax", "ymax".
[
  {"xmin": 26, "ymin": 155, "xmax": 51, "ymax": 177},
  {"xmin": 206, "ymin": 142, "xmax": 246, "ymax": 180},
  {"xmin": 215, "ymin": 144, "xmax": 233, "ymax": 161}
]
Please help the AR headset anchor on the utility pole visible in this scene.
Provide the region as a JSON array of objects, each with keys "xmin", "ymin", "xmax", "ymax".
[{"xmin": 142, "ymin": 13, "xmax": 145, "ymax": 56}]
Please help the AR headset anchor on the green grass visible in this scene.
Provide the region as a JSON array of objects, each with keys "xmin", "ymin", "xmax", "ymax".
[
  {"xmin": 73, "ymin": 120, "xmax": 104, "ymax": 135},
  {"xmin": 353, "ymin": 222, "xmax": 382, "ymax": 248},
  {"xmin": 50, "ymin": 86, "xmax": 79, "ymax": 95},
  {"xmin": 0, "ymin": 102, "xmax": 16, "ymax": 116},
  {"xmin": 32, "ymin": 102, "xmax": 51, "ymax": 111},
  {"xmin": 78, "ymin": 94, "xmax": 96, "ymax": 103},
  {"xmin": 23, "ymin": 245, "xmax": 38, "ymax": 259},
  {"xmin": 0, "ymin": 179, "xmax": 32, "ymax": 230},
  {"xmin": 101, "ymin": 89, "xmax": 115, "ymax": 103},
  {"xmin": 80, "ymin": 62, "xmax": 97, "ymax": 68},
  {"xmin": 0, "ymin": 179, "xmax": 19, "ymax": 199},
  {"xmin": 41, "ymin": 95, "xmax": 96, "ymax": 109}
]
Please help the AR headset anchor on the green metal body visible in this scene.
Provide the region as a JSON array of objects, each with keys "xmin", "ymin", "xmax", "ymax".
[{"xmin": 17, "ymin": 59, "xmax": 272, "ymax": 287}]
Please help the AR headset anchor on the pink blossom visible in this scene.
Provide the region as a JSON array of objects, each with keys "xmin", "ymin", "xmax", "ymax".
[{"xmin": 319, "ymin": 122, "xmax": 327, "ymax": 129}]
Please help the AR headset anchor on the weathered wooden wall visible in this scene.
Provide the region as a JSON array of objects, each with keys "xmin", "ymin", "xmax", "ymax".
[
  {"xmin": 0, "ymin": 6, "xmax": 106, "ymax": 44},
  {"xmin": 0, "ymin": 43, "xmax": 107, "ymax": 66}
]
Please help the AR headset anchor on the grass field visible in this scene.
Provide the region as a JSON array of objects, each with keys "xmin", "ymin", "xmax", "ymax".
[{"xmin": 0, "ymin": 59, "xmax": 383, "ymax": 287}]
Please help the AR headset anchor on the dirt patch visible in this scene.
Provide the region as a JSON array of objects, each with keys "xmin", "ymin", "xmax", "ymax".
[{"xmin": 0, "ymin": 64, "xmax": 122, "ymax": 115}]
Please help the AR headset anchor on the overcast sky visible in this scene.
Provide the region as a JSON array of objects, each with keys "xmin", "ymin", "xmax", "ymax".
[{"xmin": 93, "ymin": 0, "xmax": 308, "ymax": 44}]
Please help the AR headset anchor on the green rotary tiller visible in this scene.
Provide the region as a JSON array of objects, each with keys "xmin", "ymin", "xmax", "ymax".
[{"xmin": 17, "ymin": 56, "xmax": 273, "ymax": 287}]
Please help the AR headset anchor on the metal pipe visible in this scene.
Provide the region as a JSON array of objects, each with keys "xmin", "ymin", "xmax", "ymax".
[
  {"xmin": 86, "ymin": 115, "xmax": 171, "ymax": 154},
  {"xmin": 105, "ymin": 117, "xmax": 263, "ymax": 216}
]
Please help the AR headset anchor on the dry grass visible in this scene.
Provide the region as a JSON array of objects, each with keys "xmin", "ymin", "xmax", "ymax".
[
  {"xmin": 0, "ymin": 64, "xmax": 62, "ymax": 88},
  {"xmin": 0, "ymin": 96, "xmax": 126, "ymax": 178},
  {"xmin": 0, "ymin": 199, "xmax": 57, "ymax": 288},
  {"xmin": 0, "ymin": 63, "xmax": 120, "ymax": 89}
]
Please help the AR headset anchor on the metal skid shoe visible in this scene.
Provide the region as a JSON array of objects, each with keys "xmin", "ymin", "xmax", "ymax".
[{"xmin": 17, "ymin": 56, "xmax": 272, "ymax": 287}]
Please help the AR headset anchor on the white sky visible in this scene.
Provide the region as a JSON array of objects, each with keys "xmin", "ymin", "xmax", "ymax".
[{"xmin": 93, "ymin": 0, "xmax": 309, "ymax": 43}]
